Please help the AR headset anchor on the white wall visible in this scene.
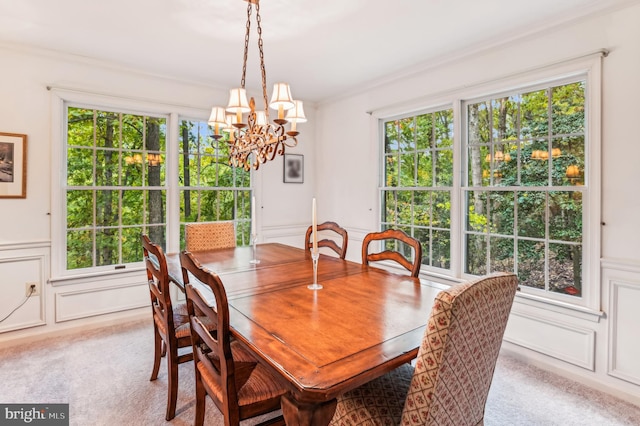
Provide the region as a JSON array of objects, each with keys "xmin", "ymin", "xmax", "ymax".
[
  {"xmin": 0, "ymin": 44, "xmax": 316, "ymax": 341},
  {"xmin": 2, "ymin": 1, "xmax": 640, "ymax": 406},
  {"xmin": 314, "ymin": 3, "xmax": 640, "ymax": 404}
]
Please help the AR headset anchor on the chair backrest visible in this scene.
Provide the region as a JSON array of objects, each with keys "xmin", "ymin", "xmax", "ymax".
[
  {"xmin": 401, "ymin": 272, "xmax": 519, "ymax": 426},
  {"xmin": 141, "ymin": 234, "xmax": 176, "ymax": 334},
  {"xmin": 185, "ymin": 221, "xmax": 236, "ymax": 252},
  {"xmin": 180, "ymin": 251, "xmax": 245, "ymax": 422},
  {"xmin": 304, "ymin": 221, "xmax": 349, "ymax": 259},
  {"xmin": 361, "ymin": 229, "xmax": 422, "ymax": 277}
]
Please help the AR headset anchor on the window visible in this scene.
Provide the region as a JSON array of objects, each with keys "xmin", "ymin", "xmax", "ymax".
[
  {"xmin": 381, "ymin": 108, "xmax": 454, "ymax": 270},
  {"xmin": 60, "ymin": 101, "xmax": 254, "ymax": 276},
  {"xmin": 381, "ymin": 69, "xmax": 597, "ymax": 308},
  {"xmin": 464, "ymin": 81, "xmax": 586, "ymax": 298},
  {"xmin": 178, "ymin": 119, "xmax": 251, "ymax": 248},
  {"xmin": 65, "ymin": 107, "xmax": 167, "ymax": 271}
]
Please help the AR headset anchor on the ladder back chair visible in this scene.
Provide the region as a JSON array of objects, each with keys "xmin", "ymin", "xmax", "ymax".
[
  {"xmin": 142, "ymin": 234, "xmax": 194, "ymax": 421},
  {"xmin": 305, "ymin": 221, "xmax": 349, "ymax": 259},
  {"xmin": 362, "ymin": 228, "xmax": 423, "ymax": 277},
  {"xmin": 185, "ymin": 221, "xmax": 236, "ymax": 252},
  {"xmin": 330, "ymin": 272, "xmax": 519, "ymax": 426},
  {"xmin": 180, "ymin": 251, "xmax": 287, "ymax": 426}
]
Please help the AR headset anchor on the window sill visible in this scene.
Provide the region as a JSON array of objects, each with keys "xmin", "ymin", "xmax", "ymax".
[
  {"xmin": 419, "ymin": 270, "xmax": 604, "ymax": 323},
  {"xmin": 513, "ymin": 291, "xmax": 604, "ymax": 323},
  {"xmin": 49, "ymin": 265, "xmax": 146, "ymax": 287}
]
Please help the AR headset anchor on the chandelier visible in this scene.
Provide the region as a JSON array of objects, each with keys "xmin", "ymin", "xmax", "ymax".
[{"xmin": 208, "ymin": 0, "xmax": 306, "ymax": 171}]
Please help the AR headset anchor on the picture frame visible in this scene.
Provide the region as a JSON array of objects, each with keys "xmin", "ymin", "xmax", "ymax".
[
  {"xmin": 0, "ymin": 132, "xmax": 27, "ymax": 198},
  {"xmin": 283, "ymin": 153, "xmax": 304, "ymax": 184}
]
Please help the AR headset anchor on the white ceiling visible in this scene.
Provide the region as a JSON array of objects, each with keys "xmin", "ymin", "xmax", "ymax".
[{"xmin": 0, "ymin": 0, "xmax": 635, "ymax": 103}]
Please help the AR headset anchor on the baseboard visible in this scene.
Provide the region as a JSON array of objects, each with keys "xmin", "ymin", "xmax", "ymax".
[{"xmin": 0, "ymin": 308, "xmax": 149, "ymax": 349}]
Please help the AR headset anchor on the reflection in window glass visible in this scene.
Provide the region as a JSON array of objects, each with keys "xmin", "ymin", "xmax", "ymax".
[{"xmin": 465, "ymin": 81, "xmax": 585, "ymax": 297}]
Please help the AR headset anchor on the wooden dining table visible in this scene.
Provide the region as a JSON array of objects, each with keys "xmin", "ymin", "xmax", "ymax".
[{"xmin": 166, "ymin": 243, "xmax": 448, "ymax": 426}]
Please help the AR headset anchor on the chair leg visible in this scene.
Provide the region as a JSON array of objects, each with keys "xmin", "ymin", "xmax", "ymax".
[
  {"xmin": 150, "ymin": 328, "xmax": 162, "ymax": 381},
  {"xmin": 194, "ymin": 369, "xmax": 206, "ymax": 426},
  {"xmin": 165, "ymin": 346, "xmax": 179, "ymax": 421}
]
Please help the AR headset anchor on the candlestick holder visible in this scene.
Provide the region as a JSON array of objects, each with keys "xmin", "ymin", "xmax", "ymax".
[
  {"xmin": 249, "ymin": 233, "xmax": 260, "ymax": 264},
  {"xmin": 307, "ymin": 251, "xmax": 322, "ymax": 290}
]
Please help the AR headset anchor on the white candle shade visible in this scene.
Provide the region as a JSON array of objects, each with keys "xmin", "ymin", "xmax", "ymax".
[
  {"xmin": 285, "ymin": 100, "xmax": 307, "ymax": 123},
  {"xmin": 227, "ymin": 88, "xmax": 251, "ymax": 113},
  {"xmin": 269, "ymin": 83, "xmax": 294, "ymax": 110},
  {"xmin": 255, "ymin": 110, "xmax": 267, "ymax": 126},
  {"xmin": 208, "ymin": 106, "xmax": 227, "ymax": 126}
]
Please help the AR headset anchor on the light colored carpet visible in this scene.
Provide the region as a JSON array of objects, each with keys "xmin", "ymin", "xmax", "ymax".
[{"xmin": 1, "ymin": 318, "xmax": 639, "ymax": 425}]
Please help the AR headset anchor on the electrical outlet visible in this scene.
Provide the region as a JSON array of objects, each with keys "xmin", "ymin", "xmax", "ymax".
[{"xmin": 25, "ymin": 282, "xmax": 40, "ymax": 297}]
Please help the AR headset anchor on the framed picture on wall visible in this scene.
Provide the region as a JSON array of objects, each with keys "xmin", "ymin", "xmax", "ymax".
[
  {"xmin": 283, "ymin": 153, "xmax": 304, "ymax": 183},
  {"xmin": 0, "ymin": 132, "xmax": 27, "ymax": 198}
]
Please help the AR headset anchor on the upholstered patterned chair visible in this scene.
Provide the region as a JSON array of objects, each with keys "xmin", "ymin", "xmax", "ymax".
[
  {"xmin": 330, "ymin": 272, "xmax": 519, "ymax": 426},
  {"xmin": 141, "ymin": 234, "xmax": 196, "ymax": 421},
  {"xmin": 362, "ymin": 229, "xmax": 422, "ymax": 277},
  {"xmin": 305, "ymin": 221, "xmax": 349, "ymax": 259},
  {"xmin": 180, "ymin": 251, "xmax": 287, "ymax": 426},
  {"xmin": 185, "ymin": 221, "xmax": 236, "ymax": 252}
]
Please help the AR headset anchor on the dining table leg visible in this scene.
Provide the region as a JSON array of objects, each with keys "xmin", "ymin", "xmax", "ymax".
[{"xmin": 281, "ymin": 394, "xmax": 337, "ymax": 426}]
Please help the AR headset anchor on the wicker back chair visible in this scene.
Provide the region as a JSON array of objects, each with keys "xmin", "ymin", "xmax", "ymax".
[{"xmin": 185, "ymin": 221, "xmax": 236, "ymax": 251}]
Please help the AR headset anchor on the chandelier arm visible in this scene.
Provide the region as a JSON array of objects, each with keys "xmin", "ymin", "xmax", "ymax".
[
  {"xmin": 283, "ymin": 135, "xmax": 298, "ymax": 148},
  {"xmin": 255, "ymin": 2, "xmax": 270, "ymax": 116},
  {"xmin": 268, "ymin": 142, "xmax": 281, "ymax": 162},
  {"xmin": 241, "ymin": 2, "xmax": 253, "ymax": 89}
]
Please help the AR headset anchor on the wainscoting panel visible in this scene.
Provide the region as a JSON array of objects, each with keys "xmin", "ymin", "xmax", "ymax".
[
  {"xmin": 55, "ymin": 282, "xmax": 148, "ymax": 322},
  {"xmin": 261, "ymin": 224, "xmax": 308, "ymax": 247},
  {"xmin": 504, "ymin": 311, "xmax": 595, "ymax": 370},
  {"xmin": 605, "ymin": 261, "xmax": 640, "ymax": 385},
  {"xmin": 0, "ymin": 254, "xmax": 47, "ymax": 333}
]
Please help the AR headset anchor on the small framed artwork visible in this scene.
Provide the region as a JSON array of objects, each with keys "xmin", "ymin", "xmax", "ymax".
[
  {"xmin": 283, "ymin": 153, "xmax": 304, "ymax": 184},
  {"xmin": 0, "ymin": 132, "xmax": 27, "ymax": 198}
]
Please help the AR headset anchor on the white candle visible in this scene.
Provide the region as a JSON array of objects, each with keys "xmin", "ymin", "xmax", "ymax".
[
  {"xmin": 312, "ymin": 198, "xmax": 318, "ymax": 253},
  {"xmin": 251, "ymin": 196, "xmax": 256, "ymax": 236}
]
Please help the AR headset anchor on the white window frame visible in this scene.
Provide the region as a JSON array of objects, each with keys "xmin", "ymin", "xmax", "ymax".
[
  {"xmin": 379, "ymin": 105, "xmax": 456, "ymax": 276},
  {"xmin": 375, "ymin": 53, "xmax": 602, "ymax": 314},
  {"xmin": 50, "ymin": 89, "xmax": 206, "ymax": 281}
]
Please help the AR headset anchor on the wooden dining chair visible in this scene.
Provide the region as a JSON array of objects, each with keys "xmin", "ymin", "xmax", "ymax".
[
  {"xmin": 185, "ymin": 221, "xmax": 236, "ymax": 252},
  {"xmin": 180, "ymin": 251, "xmax": 287, "ymax": 426},
  {"xmin": 330, "ymin": 272, "xmax": 519, "ymax": 426},
  {"xmin": 362, "ymin": 228, "xmax": 422, "ymax": 277},
  {"xmin": 142, "ymin": 234, "xmax": 197, "ymax": 421},
  {"xmin": 304, "ymin": 221, "xmax": 349, "ymax": 259}
]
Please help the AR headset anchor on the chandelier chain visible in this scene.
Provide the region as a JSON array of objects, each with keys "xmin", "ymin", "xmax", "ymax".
[
  {"xmin": 241, "ymin": 2, "xmax": 252, "ymax": 89},
  {"xmin": 255, "ymin": 2, "xmax": 269, "ymax": 117}
]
